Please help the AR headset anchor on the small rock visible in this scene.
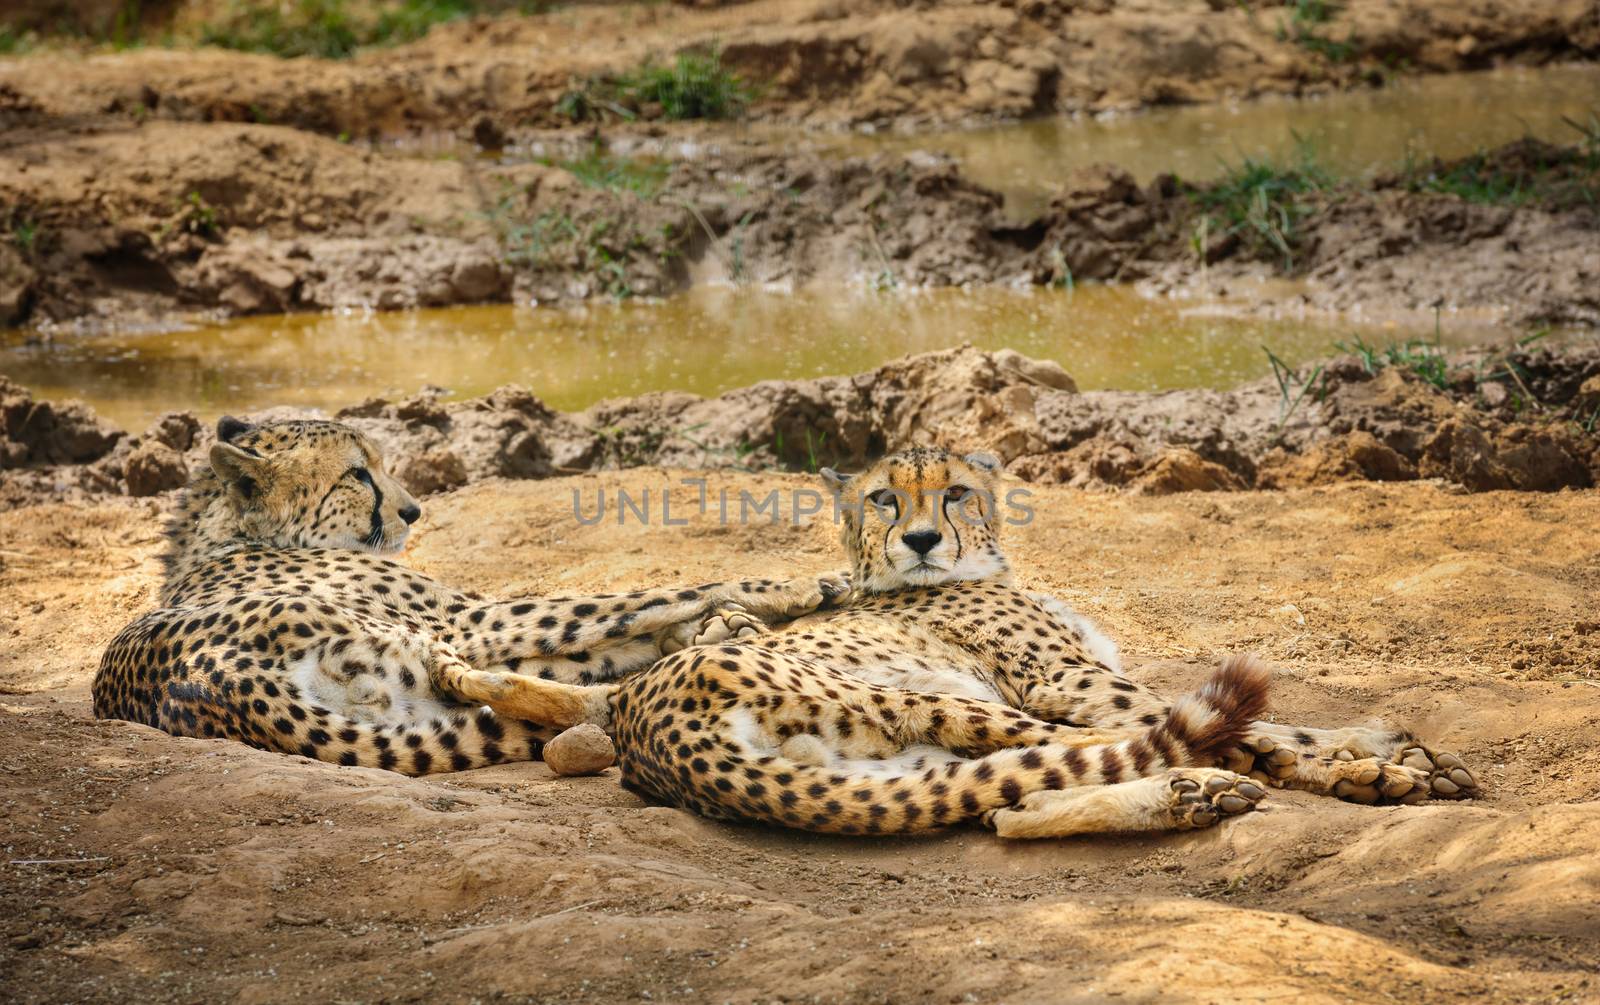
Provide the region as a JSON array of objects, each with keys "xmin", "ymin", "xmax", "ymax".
[
  {"xmin": 994, "ymin": 348, "xmax": 1077, "ymax": 392},
  {"xmin": 125, "ymin": 440, "xmax": 188, "ymax": 496},
  {"xmin": 146, "ymin": 411, "xmax": 202, "ymax": 452},
  {"xmin": 472, "ymin": 116, "xmax": 506, "ymax": 151},
  {"xmin": 273, "ymin": 910, "xmax": 325, "ymax": 926},
  {"xmin": 1575, "ymin": 375, "xmax": 1600, "ymax": 413},
  {"xmin": 450, "ymin": 259, "xmax": 508, "ymax": 302},
  {"xmin": 543, "ymin": 723, "xmax": 616, "ymax": 776},
  {"xmin": 1132, "ymin": 448, "xmax": 1245, "ymax": 495}
]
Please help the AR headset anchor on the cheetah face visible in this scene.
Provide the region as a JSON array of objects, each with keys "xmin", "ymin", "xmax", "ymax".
[
  {"xmin": 206, "ymin": 417, "xmax": 421, "ymax": 553},
  {"xmin": 821, "ymin": 447, "xmax": 1011, "ymax": 594}
]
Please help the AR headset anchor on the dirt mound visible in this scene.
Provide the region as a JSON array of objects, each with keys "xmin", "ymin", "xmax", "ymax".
[
  {"xmin": 0, "ymin": 121, "xmax": 513, "ymax": 328},
  {"xmin": 0, "ymin": 377, "xmax": 199, "ymax": 505},
  {"xmin": 6, "ymin": 344, "xmax": 1595, "ymax": 505},
  {"xmin": 5, "ymin": 0, "xmax": 1595, "ymax": 134},
  {"xmin": 5, "ymin": 115, "xmax": 1597, "ymax": 329},
  {"xmin": 2, "ymin": 472, "xmax": 1597, "ymax": 1003}
]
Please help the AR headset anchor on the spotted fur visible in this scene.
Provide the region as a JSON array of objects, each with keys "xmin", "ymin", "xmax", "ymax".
[
  {"xmin": 604, "ymin": 446, "xmax": 1479, "ymax": 835},
  {"xmin": 602, "ymin": 449, "xmax": 1273, "ymax": 835},
  {"xmin": 93, "ymin": 417, "xmax": 846, "ymax": 774}
]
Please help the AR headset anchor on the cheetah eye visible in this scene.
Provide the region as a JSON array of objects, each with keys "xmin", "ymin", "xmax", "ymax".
[
  {"xmin": 945, "ymin": 485, "xmax": 972, "ymax": 502},
  {"xmin": 350, "ymin": 467, "xmax": 374, "ymax": 486},
  {"xmin": 867, "ymin": 489, "xmax": 899, "ymax": 514}
]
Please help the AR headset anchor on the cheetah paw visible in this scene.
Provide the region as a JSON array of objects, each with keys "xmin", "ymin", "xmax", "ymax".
[
  {"xmin": 775, "ymin": 571, "xmax": 852, "ymax": 618},
  {"xmin": 1321, "ymin": 756, "xmax": 1434, "ymax": 805},
  {"xmin": 1166, "ymin": 769, "xmax": 1268, "ymax": 830},
  {"xmin": 1320, "ymin": 744, "xmax": 1479, "ymax": 803},
  {"xmin": 692, "ymin": 605, "xmax": 765, "ymax": 647},
  {"xmin": 1241, "ymin": 735, "xmax": 1414, "ymax": 798},
  {"xmin": 1386, "ymin": 744, "xmax": 1481, "ymax": 801}
]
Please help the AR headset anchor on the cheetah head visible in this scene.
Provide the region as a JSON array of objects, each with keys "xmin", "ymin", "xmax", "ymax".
[
  {"xmin": 205, "ymin": 416, "xmax": 421, "ymax": 553},
  {"xmin": 821, "ymin": 446, "xmax": 1011, "ymax": 594}
]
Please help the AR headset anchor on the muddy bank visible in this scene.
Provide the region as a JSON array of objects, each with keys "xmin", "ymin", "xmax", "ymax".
[
  {"xmin": 5, "ymin": 0, "xmax": 1596, "ymax": 135},
  {"xmin": 3, "ymin": 117, "xmax": 1597, "ymax": 330},
  {"xmin": 7, "ymin": 343, "xmax": 1597, "ymax": 506},
  {"xmin": 3, "ymin": 470, "xmax": 1599, "ymax": 1002}
]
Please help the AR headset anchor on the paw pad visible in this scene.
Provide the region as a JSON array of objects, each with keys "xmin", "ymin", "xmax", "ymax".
[{"xmin": 1170, "ymin": 771, "xmax": 1265, "ymax": 829}]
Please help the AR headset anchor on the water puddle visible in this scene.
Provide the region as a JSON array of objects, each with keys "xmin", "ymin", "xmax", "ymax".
[
  {"xmin": 1, "ymin": 284, "xmax": 1514, "ymax": 432},
  {"xmin": 7, "ymin": 69, "xmax": 1593, "ymax": 430},
  {"xmin": 797, "ymin": 65, "xmax": 1600, "ymax": 216}
]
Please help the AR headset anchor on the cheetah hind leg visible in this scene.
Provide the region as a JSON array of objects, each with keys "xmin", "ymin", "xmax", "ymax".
[
  {"xmin": 1243, "ymin": 724, "xmax": 1481, "ymax": 804},
  {"xmin": 428, "ymin": 646, "xmax": 616, "ymax": 730},
  {"xmin": 982, "ymin": 768, "xmax": 1266, "ymax": 839}
]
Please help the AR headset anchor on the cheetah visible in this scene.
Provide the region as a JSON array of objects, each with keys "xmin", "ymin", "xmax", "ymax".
[
  {"xmin": 470, "ymin": 446, "xmax": 1477, "ymax": 837},
  {"xmin": 680, "ymin": 447, "xmax": 1482, "ymax": 816},
  {"xmin": 93, "ymin": 416, "xmax": 843, "ymax": 774}
]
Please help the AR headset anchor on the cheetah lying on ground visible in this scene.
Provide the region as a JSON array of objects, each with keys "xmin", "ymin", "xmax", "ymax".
[
  {"xmin": 458, "ymin": 447, "xmax": 1480, "ymax": 837},
  {"xmin": 94, "ymin": 417, "xmax": 841, "ymax": 773}
]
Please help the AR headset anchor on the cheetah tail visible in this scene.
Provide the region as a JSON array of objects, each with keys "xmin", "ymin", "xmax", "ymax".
[{"xmin": 1153, "ymin": 653, "xmax": 1272, "ymax": 766}]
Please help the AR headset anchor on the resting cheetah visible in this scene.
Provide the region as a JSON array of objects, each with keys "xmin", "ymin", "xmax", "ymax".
[
  {"xmin": 694, "ymin": 447, "xmax": 1481, "ymax": 811},
  {"xmin": 93, "ymin": 417, "xmax": 841, "ymax": 774},
  {"xmin": 462, "ymin": 446, "xmax": 1477, "ymax": 836}
]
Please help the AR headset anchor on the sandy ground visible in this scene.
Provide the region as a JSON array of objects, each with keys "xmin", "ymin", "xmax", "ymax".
[{"xmin": 3, "ymin": 470, "xmax": 1598, "ymax": 1003}]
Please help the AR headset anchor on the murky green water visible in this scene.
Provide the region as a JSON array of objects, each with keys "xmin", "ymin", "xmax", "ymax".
[
  {"xmin": 818, "ymin": 65, "xmax": 1600, "ymax": 216},
  {"xmin": 2, "ymin": 284, "xmax": 1504, "ymax": 432}
]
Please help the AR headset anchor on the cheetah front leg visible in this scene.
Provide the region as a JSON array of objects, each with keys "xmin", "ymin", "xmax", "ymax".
[
  {"xmin": 983, "ymin": 769, "xmax": 1266, "ymax": 839},
  {"xmin": 451, "ymin": 573, "xmax": 850, "ymax": 671},
  {"xmin": 427, "ymin": 645, "xmax": 618, "ymax": 731}
]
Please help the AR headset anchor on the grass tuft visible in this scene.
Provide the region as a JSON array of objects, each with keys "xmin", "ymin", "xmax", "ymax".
[
  {"xmin": 0, "ymin": 25, "xmax": 37, "ymax": 54},
  {"xmin": 559, "ymin": 48, "xmax": 757, "ymax": 123},
  {"xmin": 546, "ymin": 146, "xmax": 670, "ymax": 198},
  {"xmin": 1188, "ymin": 136, "xmax": 1332, "ymax": 270},
  {"xmin": 1263, "ymin": 346, "xmax": 1326, "ymax": 436},
  {"xmin": 199, "ymin": 0, "xmax": 478, "ymax": 59},
  {"xmin": 1335, "ymin": 335, "xmax": 1450, "ymax": 390},
  {"xmin": 1277, "ymin": 0, "xmax": 1353, "ymax": 63},
  {"xmin": 1399, "ymin": 122, "xmax": 1600, "ymax": 209}
]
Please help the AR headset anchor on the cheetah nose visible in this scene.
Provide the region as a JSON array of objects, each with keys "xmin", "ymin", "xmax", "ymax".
[
  {"xmin": 399, "ymin": 504, "xmax": 422, "ymax": 525},
  {"xmin": 903, "ymin": 530, "xmax": 942, "ymax": 555}
]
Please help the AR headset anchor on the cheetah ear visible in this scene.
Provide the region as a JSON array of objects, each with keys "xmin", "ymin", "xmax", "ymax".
[
  {"xmin": 819, "ymin": 467, "xmax": 852, "ymax": 496},
  {"xmin": 216, "ymin": 415, "xmax": 254, "ymax": 443},
  {"xmin": 963, "ymin": 452, "xmax": 1000, "ymax": 473},
  {"xmin": 209, "ymin": 442, "xmax": 270, "ymax": 503}
]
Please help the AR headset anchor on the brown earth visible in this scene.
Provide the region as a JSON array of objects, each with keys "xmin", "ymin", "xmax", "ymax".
[
  {"xmin": 2, "ymin": 114, "xmax": 1595, "ymax": 330},
  {"xmin": 2, "ymin": 470, "xmax": 1598, "ymax": 1003},
  {"xmin": 7, "ymin": 0, "xmax": 1597, "ymax": 133},
  {"xmin": 6, "ymin": 345, "xmax": 1598, "ymax": 507}
]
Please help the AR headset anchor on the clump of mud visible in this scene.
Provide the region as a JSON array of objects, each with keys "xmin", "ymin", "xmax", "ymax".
[
  {"xmin": 0, "ymin": 376, "xmax": 198, "ymax": 505},
  {"xmin": 6, "ymin": 345, "xmax": 1596, "ymax": 506},
  {"xmin": 3, "ymin": 120, "xmax": 1595, "ymax": 331}
]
